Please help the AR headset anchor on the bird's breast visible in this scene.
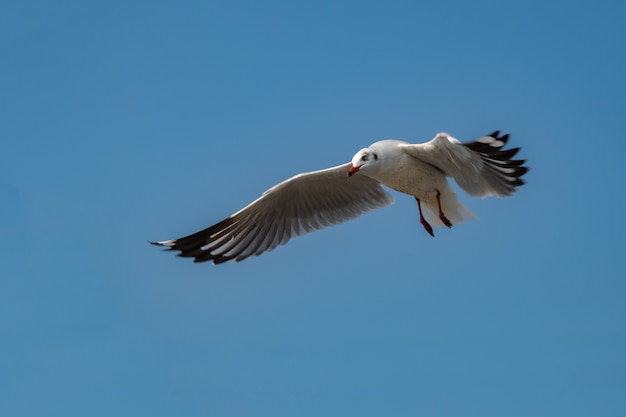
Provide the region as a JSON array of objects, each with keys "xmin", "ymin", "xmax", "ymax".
[{"xmin": 375, "ymin": 155, "xmax": 448, "ymax": 201}]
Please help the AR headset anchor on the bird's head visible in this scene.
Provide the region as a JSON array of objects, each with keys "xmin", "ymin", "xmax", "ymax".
[{"xmin": 348, "ymin": 148, "xmax": 379, "ymax": 177}]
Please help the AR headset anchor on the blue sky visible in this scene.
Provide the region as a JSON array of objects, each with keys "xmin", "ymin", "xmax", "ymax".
[{"xmin": 2, "ymin": 0, "xmax": 625, "ymax": 416}]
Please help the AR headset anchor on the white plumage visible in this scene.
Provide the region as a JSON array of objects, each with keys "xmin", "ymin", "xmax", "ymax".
[{"xmin": 152, "ymin": 131, "xmax": 528, "ymax": 264}]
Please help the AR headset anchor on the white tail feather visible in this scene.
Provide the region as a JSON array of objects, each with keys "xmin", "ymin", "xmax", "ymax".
[{"xmin": 422, "ymin": 189, "xmax": 476, "ymax": 228}]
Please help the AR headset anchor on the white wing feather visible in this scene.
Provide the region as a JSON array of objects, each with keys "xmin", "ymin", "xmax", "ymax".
[
  {"xmin": 401, "ymin": 132, "xmax": 527, "ymax": 197},
  {"xmin": 154, "ymin": 163, "xmax": 394, "ymax": 264}
]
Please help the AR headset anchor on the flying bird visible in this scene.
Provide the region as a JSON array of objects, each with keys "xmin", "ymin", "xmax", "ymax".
[{"xmin": 152, "ymin": 131, "xmax": 528, "ymax": 264}]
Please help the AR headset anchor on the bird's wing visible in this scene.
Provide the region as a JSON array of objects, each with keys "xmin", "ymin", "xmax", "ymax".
[
  {"xmin": 401, "ymin": 131, "xmax": 528, "ymax": 197},
  {"xmin": 152, "ymin": 162, "xmax": 394, "ymax": 264}
]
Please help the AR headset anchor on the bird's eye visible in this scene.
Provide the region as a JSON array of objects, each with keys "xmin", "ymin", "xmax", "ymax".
[{"xmin": 361, "ymin": 154, "xmax": 368, "ymax": 161}]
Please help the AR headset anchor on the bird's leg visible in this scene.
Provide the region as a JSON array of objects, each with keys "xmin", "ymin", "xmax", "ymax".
[
  {"xmin": 415, "ymin": 197, "xmax": 434, "ymax": 237},
  {"xmin": 436, "ymin": 189, "xmax": 452, "ymax": 228}
]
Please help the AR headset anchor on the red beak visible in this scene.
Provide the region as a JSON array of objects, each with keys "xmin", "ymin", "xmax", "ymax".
[{"xmin": 348, "ymin": 165, "xmax": 361, "ymax": 177}]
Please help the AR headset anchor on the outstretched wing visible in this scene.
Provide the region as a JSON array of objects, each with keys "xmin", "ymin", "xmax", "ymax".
[
  {"xmin": 152, "ymin": 162, "xmax": 394, "ymax": 264},
  {"xmin": 401, "ymin": 131, "xmax": 528, "ymax": 197}
]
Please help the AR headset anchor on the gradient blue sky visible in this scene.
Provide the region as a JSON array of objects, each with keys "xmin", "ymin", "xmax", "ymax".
[{"xmin": 2, "ymin": 1, "xmax": 625, "ymax": 416}]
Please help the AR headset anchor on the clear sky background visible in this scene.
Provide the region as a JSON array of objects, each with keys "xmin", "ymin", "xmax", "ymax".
[{"xmin": 2, "ymin": 1, "xmax": 625, "ymax": 416}]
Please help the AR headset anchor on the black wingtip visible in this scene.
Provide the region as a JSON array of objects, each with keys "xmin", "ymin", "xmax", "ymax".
[
  {"xmin": 464, "ymin": 131, "xmax": 529, "ymax": 194},
  {"xmin": 149, "ymin": 240, "xmax": 178, "ymax": 249}
]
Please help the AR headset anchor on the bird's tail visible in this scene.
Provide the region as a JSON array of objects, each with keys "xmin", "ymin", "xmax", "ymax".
[{"xmin": 422, "ymin": 189, "xmax": 476, "ymax": 228}]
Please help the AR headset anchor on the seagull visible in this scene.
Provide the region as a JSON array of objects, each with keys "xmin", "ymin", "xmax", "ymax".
[{"xmin": 152, "ymin": 131, "xmax": 528, "ymax": 264}]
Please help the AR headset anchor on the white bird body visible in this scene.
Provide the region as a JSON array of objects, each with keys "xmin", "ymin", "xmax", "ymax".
[
  {"xmin": 354, "ymin": 139, "xmax": 475, "ymax": 228},
  {"xmin": 152, "ymin": 131, "xmax": 528, "ymax": 264}
]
